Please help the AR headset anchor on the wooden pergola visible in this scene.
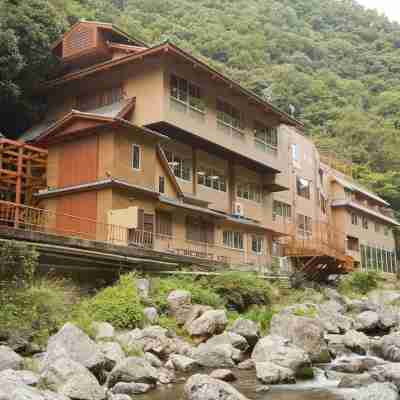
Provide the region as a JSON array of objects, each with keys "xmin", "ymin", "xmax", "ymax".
[{"xmin": 0, "ymin": 138, "xmax": 47, "ymax": 211}]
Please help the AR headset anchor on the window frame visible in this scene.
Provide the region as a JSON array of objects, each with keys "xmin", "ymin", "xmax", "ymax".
[
  {"xmin": 237, "ymin": 182, "xmax": 262, "ymax": 203},
  {"xmin": 170, "ymin": 74, "xmax": 205, "ymax": 114},
  {"xmin": 297, "ymin": 214, "xmax": 312, "ymax": 238},
  {"xmin": 223, "ymin": 230, "xmax": 244, "ymax": 250},
  {"xmin": 197, "ymin": 167, "xmax": 227, "ymax": 192},
  {"xmin": 296, "ymin": 176, "xmax": 311, "ymax": 200},
  {"xmin": 362, "ymin": 216, "xmax": 369, "ymax": 230},
  {"xmin": 131, "ymin": 144, "xmax": 141, "ymax": 170},
  {"xmin": 164, "ymin": 149, "xmax": 192, "ymax": 182},
  {"xmin": 273, "ymin": 200, "xmax": 292, "ymax": 220},
  {"xmin": 254, "ymin": 121, "xmax": 278, "ymax": 154},
  {"xmin": 158, "ymin": 176, "xmax": 165, "ymax": 194},
  {"xmin": 216, "ymin": 98, "xmax": 244, "ymax": 136},
  {"xmin": 251, "ymin": 235, "xmax": 264, "ymax": 254}
]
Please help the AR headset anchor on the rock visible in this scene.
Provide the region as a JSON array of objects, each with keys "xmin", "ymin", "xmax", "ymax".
[
  {"xmin": 39, "ymin": 357, "xmax": 106, "ymax": 400},
  {"xmin": 16, "ymin": 370, "xmax": 40, "ymax": 386},
  {"xmin": 157, "ymin": 367, "xmax": 175, "ymax": 384},
  {"xmin": 136, "ymin": 279, "xmax": 150, "ymax": 298},
  {"xmin": 343, "ymin": 330, "xmax": 370, "ymax": 355},
  {"xmin": 0, "ymin": 386, "xmax": 46, "ymax": 400},
  {"xmin": 330, "ymin": 356, "xmax": 385, "ymax": 374},
  {"xmin": 319, "ymin": 299, "xmax": 346, "ymax": 315},
  {"xmin": 338, "ymin": 373, "xmax": 376, "ymax": 388},
  {"xmin": 206, "ymin": 332, "xmax": 248, "ymax": 351},
  {"xmin": 324, "ymin": 288, "xmax": 349, "ymax": 310},
  {"xmin": 0, "ymin": 346, "xmax": 23, "ymax": 371},
  {"xmin": 111, "ymin": 382, "xmax": 153, "ymax": 395},
  {"xmin": 144, "ymin": 352, "xmax": 163, "ymax": 368},
  {"xmin": 325, "ymin": 334, "xmax": 349, "ymax": 357},
  {"xmin": 98, "ymin": 342, "xmax": 125, "ymax": 371},
  {"xmin": 44, "ymin": 323, "xmax": 105, "ymax": 375},
  {"xmin": 184, "ymin": 373, "xmax": 249, "ymax": 400},
  {"xmin": 92, "ymin": 322, "xmax": 115, "ymax": 341},
  {"xmin": 255, "ymin": 362, "xmax": 295, "ymax": 384},
  {"xmin": 143, "ymin": 307, "xmax": 159, "ymax": 325},
  {"xmin": 237, "ymin": 359, "xmax": 254, "ymax": 370},
  {"xmin": 251, "ymin": 335, "xmax": 311, "ymax": 375},
  {"xmin": 229, "ymin": 319, "xmax": 260, "ymax": 346},
  {"xmin": 352, "ymin": 382, "xmax": 398, "ymax": 400},
  {"xmin": 371, "ymin": 363, "xmax": 400, "ymax": 389},
  {"xmin": 379, "ymin": 307, "xmax": 400, "ymax": 330},
  {"xmin": 319, "ymin": 313, "xmax": 354, "ymax": 334},
  {"xmin": 192, "ymin": 343, "xmax": 235, "ymax": 368},
  {"xmin": 183, "ymin": 305, "xmax": 213, "ymax": 329},
  {"xmin": 0, "ymin": 369, "xmax": 27, "ymax": 392},
  {"xmin": 375, "ymin": 332, "xmax": 400, "ymax": 362},
  {"xmin": 186, "ymin": 310, "xmax": 228, "ymax": 339},
  {"xmin": 167, "ymin": 290, "xmax": 191, "ymax": 313},
  {"xmin": 168, "ymin": 354, "xmax": 198, "ymax": 371},
  {"xmin": 349, "ymin": 299, "xmax": 370, "ymax": 314},
  {"xmin": 367, "ymin": 290, "xmax": 400, "ymax": 310},
  {"xmin": 209, "ymin": 369, "xmax": 236, "ymax": 382},
  {"xmin": 270, "ymin": 314, "xmax": 329, "ymax": 363},
  {"xmin": 255, "ymin": 385, "xmax": 270, "ymax": 393},
  {"xmin": 355, "ymin": 311, "xmax": 380, "ymax": 332},
  {"xmin": 171, "ymin": 337, "xmax": 196, "ymax": 357},
  {"xmin": 108, "ymin": 395, "xmax": 131, "ymax": 400},
  {"xmin": 107, "ymin": 357, "xmax": 158, "ymax": 388}
]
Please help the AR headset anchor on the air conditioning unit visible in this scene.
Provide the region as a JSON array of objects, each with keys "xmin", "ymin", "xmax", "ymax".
[{"xmin": 233, "ymin": 202, "xmax": 244, "ymax": 217}]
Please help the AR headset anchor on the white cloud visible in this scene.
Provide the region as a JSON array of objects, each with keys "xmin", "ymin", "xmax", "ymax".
[{"xmin": 357, "ymin": 0, "xmax": 400, "ymax": 22}]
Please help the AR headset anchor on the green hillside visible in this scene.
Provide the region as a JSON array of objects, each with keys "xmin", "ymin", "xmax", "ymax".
[{"xmin": 1, "ymin": 0, "xmax": 400, "ymax": 214}]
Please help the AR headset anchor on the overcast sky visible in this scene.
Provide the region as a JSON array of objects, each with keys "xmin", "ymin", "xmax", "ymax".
[{"xmin": 357, "ymin": 0, "xmax": 400, "ymax": 22}]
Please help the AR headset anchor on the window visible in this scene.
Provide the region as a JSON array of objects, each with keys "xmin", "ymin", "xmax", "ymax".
[
  {"xmin": 216, "ymin": 99, "xmax": 244, "ymax": 132},
  {"xmin": 254, "ymin": 121, "xmax": 278, "ymax": 153},
  {"xmin": 131, "ymin": 144, "xmax": 141, "ymax": 170},
  {"xmin": 273, "ymin": 200, "xmax": 291, "ymax": 219},
  {"xmin": 156, "ymin": 211, "xmax": 172, "ymax": 237},
  {"xmin": 170, "ymin": 75, "xmax": 205, "ymax": 112},
  {"xmin": 223, "ymin": 231, "xmax": 244, "ymax": 250},
  {"xmin": 374, "ymin": 222, "xmax": 381, "ymax": 233},
  {"xmin": 347, "ymin": 236, "xmax": 359, "ymax": 252},
  {"xmin": 296, "ymin": 176, "xmax": 311, "ymax": 199},
  {"xmin": 297, "ymin": 214, "xmax": 312, "ymax": 238},
  {"xmin": 237, "ymin": 182, "xmax": 262, "ymax": 203},
  {"xmin": 291, "ymin": 144, "xmax": 299, "ymax": 162},
  {"xmin": 186, "ymin": 216, "xmax": 214, "ymax": 243},
  {"xmin": 345, "ymin": 188, "xmax": 353, "ymax": 201},
  {"xmin": 351, "ymin": 213, "xmax": 359, "ymax": 226},
  {"xmin": 158, "ymin": 176, "xmax": 165, "ymax": 194},
  {"xmin": 76, "ymin": 86, "xmax": 124, "ymax": 112},
  {"xmin": 251, "ymin": 236, "xmax": 263, "ymax": 254},
  {"xmin": 362, "ymin": 216, "xmax": 368, "ymax": 230},
  {"xmin": 197, "ymin": 167, "xmax": 227, "ymax": 192},
  {"xmin": 164, "ymin": 150, "xmax": 192, "ymax": 181}
]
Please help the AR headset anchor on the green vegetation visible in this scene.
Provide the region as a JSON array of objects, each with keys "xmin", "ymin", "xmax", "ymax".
[
  {"xmin": 2, "ymin": 0, "xmax": 400, "ymax": 215},
  {"xmin": 338, "ymin": 271, "xmax": 380, "ymax": 296}
]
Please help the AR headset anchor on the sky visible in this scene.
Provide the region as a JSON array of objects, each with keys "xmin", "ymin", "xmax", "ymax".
[{"xmin": 357, "ymin": 0, "xmax": 400, "ymax": 22}]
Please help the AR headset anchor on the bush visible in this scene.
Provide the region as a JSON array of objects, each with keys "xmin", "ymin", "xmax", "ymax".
[
  {"xmin": 77, "ymin": 273, "xmax": 144, "ymax": 329},
  {"xmin": 210, "ymin": 272, "xmax": 272, "ymax": 312},
  {"xmin": 0, "ymin": 241, "xmax": 38, "ymax": 285},
  {"xmin": 0, "ymin": 278, "xmax": 79, "ymax": 345},
  {"xmin": 242, "ymin": 306, "xmax": 275, "ymax": 334},
  {"xmin": 339, "ymin": 271, "xmax": 379, "ymax": 296}
]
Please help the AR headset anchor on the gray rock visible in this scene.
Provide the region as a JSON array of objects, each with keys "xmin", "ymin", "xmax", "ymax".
[
  {"xmin": 184, "ymin": 373, "xmax": 249, "ymax": 400},
  {"xmin": 111, "ymin": 382, "xmax": 152, "ymax": 395},
  {"xmin": 343, "ymin": 330, "xmax": 370, "ymax": 355},
  {"xmin": 325, "ymin": 334, "xmax": 350, "ymax": 357},
  {"xmin": 352, "ymin": 382, "xmax": 398, "ymax": 400},
  {"xmin": 192, "ymin": 343, "xmax": 235, "ymax": 368},
  {"xmin": 92, "ymin": 322, "xmax": 115, "ymax": 341},
  {"xmin": 186, "ymin": 310, "xmax": 228, "ymax": 339},
  {"xmin": 99, "ymin": 341, "xmax": 125, "ymax": 371},
  {"xmin": 16, "ymin": 370, "xmax": 40, "ymax": 386},
  {"xmin": 108, "ymin": 395, "xmax": 131, "ymax": 400},
  {"xmin": 229, "ymin": 319, "xmax": 260, "ymax": 346},
  {"xmin": 44, "ymin": 323, "xmax": 105, "ymax": 374},
  {"xmin": 237, "ymin": 359, "xmax": 254, "ymax": 370},
  {"xmin": 183, "ymin": 305, "xmax": 213, "ymax": 329},
  {"xmin": 375, "ymin": 332, "xmax": 400, "ymax": 362},
  {"xmin": 255, "ymin": 361, "xmax": 295, "ymax": 384},
  {"xmin": 136, "ymin": 279, "xmax": 150, "ymax": 298},
  {"xmin": 319, "ymin": 313, "xmax": 354, "ymax": 334},
  {"xmin": 206, "ymin": 332, "xmax": 248, "ymax": 351},
  {"xmin": 324, "ymin": 288, "xmax": 349, "ymax": 310},
  {"xmin": 379, "ymin": 306, "xmax": 400, "ymax": 330},
  {"xmin": 143, "ymin": 307, "xmax": 159, "ymax": 325},
  {"xmin": 58, "ymin": 372, "xmax": 106, "ymax": 400},
  {"xmin": 368, "ymin": 290, "xmax": 400, "ymax": 310},
  {"xmin": 107, "ymin": 356, "xmax": 158, "ymax": 388},
  {"xmin": 157, "ymin": 367, "xmax": 175, "ymax": 384},
  {"xmin": 0, "ymin": 346, "xmax": 23, "ymax": 371},
  {"xmin": 255, "ymin": 385, "xmax": 270, "ymax": 393},
  {"xmin": 371, "ymin": 362, "xmax": 400, "ymax": 389},
  {"xmin": 144, "ymin": 352, "xmax": 163, "ymax": 368},
  {"xmin": 330, "ymin": 356, "xmax": 385, "ymax": 374},
  {"xmin": 355, "ymin": 311, "xmax": 380, "ymax": 332},
  {"xmin": 338, "ymin": 373, "xmax": 376, "ymax": 388},
  {"xmin": 167, "ymin": 290, "xmax": 191, "ymax": 313},
  {"xmin": 168, "ymin": 354, "xmax": 198, "ymax": 371},
  {"xmin": 209, "ymin": 369, "xmax": 236, "ymax": 382},
  {"xmin": 270, "ymin": 314, "xmax": 329, "ymax": 363},
  {"xmin": 251, "ymin": 335, "xmax": 311, "ymax": 374},
  {"xmin": 319, "ymin": 299, "xmax": 346, "ymax": 315}
]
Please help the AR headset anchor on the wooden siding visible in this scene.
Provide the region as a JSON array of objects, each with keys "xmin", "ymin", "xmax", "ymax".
[
  {"xmin": 63, "ymin": 23, "xmax": 96, "ymax": 59},
  {"xmin": 58, "ymin": 135, "xmax": 98, "ymax": 188}
]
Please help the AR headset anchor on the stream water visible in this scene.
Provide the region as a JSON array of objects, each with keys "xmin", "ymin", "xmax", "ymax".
[{"xmin": 139, "ymin": 368, "xmax": 357, "ymax": 400}]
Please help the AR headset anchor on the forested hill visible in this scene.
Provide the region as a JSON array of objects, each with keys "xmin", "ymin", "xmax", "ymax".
[{"xmin": 1, "ymin": 0, "xmax": 400, "ymax": 215}]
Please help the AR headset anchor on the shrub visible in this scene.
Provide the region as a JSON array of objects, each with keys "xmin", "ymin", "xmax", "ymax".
[
  {"xmin": 210, "ymin": 272, "xmax": 272, "ymax": 312},
  {"xmin": 77, "ymin": 273, "xmax": 144, "ymax": 329},
  {"xmin": 242, "ymin": 306, "xmax": 275, "ymax": 334},
  {"xmin": 339, "ymin": 271, "xmax": 379, "ymax": 296},
  {"xmin": 0, "ymin": 241, "xmax": 38, "ymax": 285}
]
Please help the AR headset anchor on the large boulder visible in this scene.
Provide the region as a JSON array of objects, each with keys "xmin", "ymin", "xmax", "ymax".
[
  {"xmin": 251, "ymin": 335, "xmax": 311, "ymax": 375},
  {"xmin": 371, "ymin": 363, "xmax": 400, "ymax": 389},
  {"xmin": 92, "ymin": 322, "xmax": 115, "ymax": 342},
  {"xmin": 378, "ymin": 307, "xmax": 400, "ymax": 330},
  {"xmin": 186, "ymin": 310, "xmax": 228, "ymax": 339},
  {"xmin": 355, "ymin": 311, "xmax": 380, "ymax": 332},
  {"xmin": 209, "ymin": 369, "xmax": 236, "ymax": 382},
  {"xmin": 0, "ymin": 346, "xmax": 23, "ymax": 372},
  {"xmin": 229, "ymin": 319, "xmax": 260, "ymax": 347},
  {"xmin": 184, "ymin": 373, "xmax": 249, "ymax": 400},
  {"xmin": 44, "ymin": 323, "xmax": 105, "ymax": 374},
  {"xmin": 167, "ymin": 354, "xmax": 198, "ymax": 372},
  {"xmin": 136, "ymin": 279, "xmax": 150, "ymax": 299},
  {"xmin": 338, "ymin": 373, "xmax": 376, "ymax": 388},
  {"xmin": 39, "ymin": 357, "xmax": 106, "ymax": 400},
  {"xmin": 374, "ymin": 332, "xmax": 400, "ymax": 362},
  {"xmin": 107, "ymin": 357, "xmax": 158, "ymax": 388},
  {"xmin": 270, "ymin": 314, "xmax": 329, "ymax": 363},
  {"xmin": 343, "ymin": 330, "xmax": 370, "ymax": 355},
  {"xmin": 367, "ymin": 291, "xmax": 400, "ymax": 310},
  {"xmin": 192, "ymin": 343, "xmax": 235, "ymax": 368},
  {"xmin": 143, "ymin": 307, "xmax": 159, "ymax": 325},
  {"xmin": 183, "ymin": 305, "xmax": 213, "ymax": 329},
  {"xmin": 325, "ymin": 334, "xmax": 349, "ymax": 358},
  {"xmin": 352, "ymin": 382, "xmax": 398, "ymax": 400},
  {"xmin": 255, "ymin": 361, "xmax": 295, "ymax": 384},
  {"xmin": 206, "ymin": 332, "xmax": 248, "ymax": 352},
  {"xmin": 167, "ymin": 290, "xmax": 191, "ymax": 318},
  {"xmin": 319, "ymin": 312, "xmax": 354, "ymax": 334},
  {"xmin": 98, "ymin": 342, "xmax": 125, "ymax": 371},
  {"xmin": 111, "ymin": 382, "xmax": 152, "ymax": 395}
]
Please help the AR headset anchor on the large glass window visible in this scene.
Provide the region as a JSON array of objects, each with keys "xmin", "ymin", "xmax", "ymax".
[
  {"xmin": 164, "ymin": 150, "xmax": 192, "ymax": 181},
  {"xmin": 297, "ymin": 214, "xmax": 312, "ymax": 238},
  {"xmin": 254, "ymin": 121, "xmax": 278, "ymax": 153},
  {"xmin": 273, "ymin": 200, "xmax": 291, "ymax": 220},
  {"xmin": 216, "ymin": 99, "xmax": 244, "ymax": 132},
  {"xmin": 237, "ymin": 182, "xmax": 262, "ymax": 203},
  {"xmin": 362, "ymin": 216, "xmax": 368, "ymax": 230},
  {"xmin": 197, "ymin": 167, "xmax": 227, "ymax": 192},
  {"xmin": 223, "ymin": 231, "xmax": 244, "ymax": 250},
  {"xmin": 296, "ymin": 177, "xmax": 311, "ymax": 199},
  {"xmin": 251, "ymin": 235, "xmax": 263, "ymax": 254},
  {"xmin": 170, "ymin": 75, "xmax": 205, "ymax": 112}
]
